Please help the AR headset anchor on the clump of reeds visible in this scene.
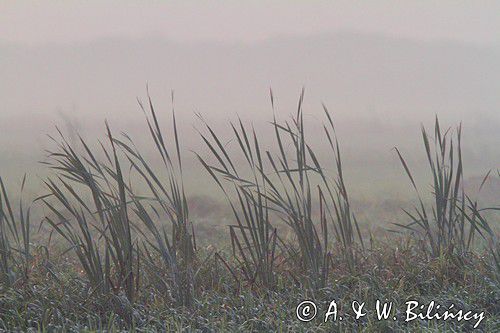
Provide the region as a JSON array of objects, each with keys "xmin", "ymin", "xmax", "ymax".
[
  {"xmin": 196, "ymin": 113, "xmax": 279, "ymax": 288},
  {"xmin": 394, "ymin": 118, "xmax": 493, "ymax": 257},
  {"xmin": 492, "ymin": 171, "xmax": 500, "ymax": 280},
  {"xmin": 42, "ymin": 124, "xmax": 138, "ymax": 301},
  {"xmin": 198, "ymin": 90, "xmax": 363, "ymax": 290},
  {"xmin": 41, "ymin": 92, "xmax": 197, "ymax": 307},
  {"xmin": 115, "ymin": 93, "xmax": 196, "ymax": 306},
  {"xmin": 473, "ymin": 169, "xmax": 499, "ymax": 282},
  {"xmin": 0, "ymin": 176, "xmax": 31, "ymax": 288}
]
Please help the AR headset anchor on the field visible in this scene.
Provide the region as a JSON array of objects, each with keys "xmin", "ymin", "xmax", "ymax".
[{"xmin": 0, "ymin": 95, "xmax": 499, "ymax": 332}]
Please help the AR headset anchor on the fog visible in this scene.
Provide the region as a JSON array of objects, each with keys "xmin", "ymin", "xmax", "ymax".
[{"xmin": 1, "ymin": 2, "xmax": 499, "ymax": 203}]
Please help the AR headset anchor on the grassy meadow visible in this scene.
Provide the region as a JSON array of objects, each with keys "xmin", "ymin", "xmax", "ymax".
[{"xmin": 0, "ymin": 93, "xmax": 499, "ymax": 332}]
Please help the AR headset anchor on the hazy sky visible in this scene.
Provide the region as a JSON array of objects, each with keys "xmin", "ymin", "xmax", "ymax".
[
  {"xmin": 1, "ymin": 1, "xmax": 499, "ymax": 46},
  {"xmin": 1, "ymin": 1, "xmax": 499, "ymax": 194}
]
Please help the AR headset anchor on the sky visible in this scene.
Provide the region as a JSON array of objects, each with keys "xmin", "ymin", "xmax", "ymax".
[
  {"xmin": 1, "ymin": 1, "xmax": 499, "ymax": 46},
  {"xmin": 1, "ymin": 1, "xmax": 499, "ymax": 193}
]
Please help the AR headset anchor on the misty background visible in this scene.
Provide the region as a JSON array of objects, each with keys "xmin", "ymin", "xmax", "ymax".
[{"xmin": 1, "ymin": 2, "xmax": 499, "ymax": 215}]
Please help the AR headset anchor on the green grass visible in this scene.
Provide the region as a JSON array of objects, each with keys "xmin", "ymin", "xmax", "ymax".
[
  {"xmin": 0, "ymin": 242, "xmax": 497, "ymax": 332},
  {"xmin": 0, "ymin": 92, "xmax": 498, "ymax": 332}
]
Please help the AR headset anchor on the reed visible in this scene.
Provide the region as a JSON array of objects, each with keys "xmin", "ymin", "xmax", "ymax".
[
  {"xmin": 394, "ymin": 118, "xmax": 493, "ymax": 257},
  {"xmin": 0, "ymin": 176, "xmax": 31, "ymax": 287},
  {"xmin": 196, "ymin": 114, "xmax": 279, "ymax": 288},
  {"xmin": 42, "ymin": 124, "xmax": 137, "ymax": 301},
  {"xmin": 198, "ymin": 91, "xmax": 363, "ymax": 289},
  {"xmin": 114, "ymin": 92, "xmax": 196, "ymax": 306}
]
